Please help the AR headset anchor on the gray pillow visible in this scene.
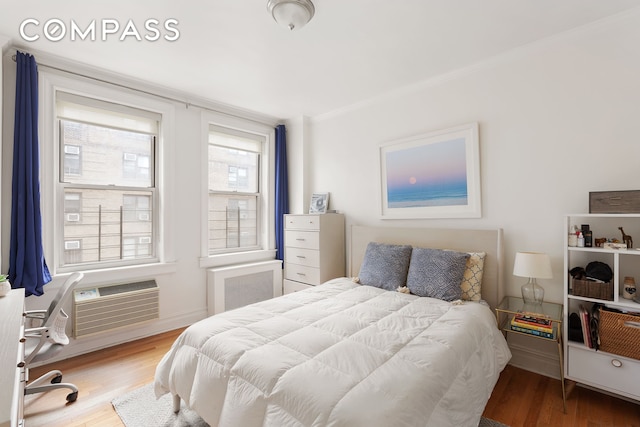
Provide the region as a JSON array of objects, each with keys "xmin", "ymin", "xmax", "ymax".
[
  {"xmin": 358, "ymin": 242, "xmax": 412, "ymax": 291},
  {"xmin": 407, "ymin": 248, "xmax": 469, "ymax": 301}
]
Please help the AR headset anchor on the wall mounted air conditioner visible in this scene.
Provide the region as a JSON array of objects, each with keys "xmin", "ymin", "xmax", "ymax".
[{"xmin": 73, "ymin": 280, "xmax": 159, "ymax": 337}]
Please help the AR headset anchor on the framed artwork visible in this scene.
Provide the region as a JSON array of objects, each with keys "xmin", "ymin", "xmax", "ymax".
[
  {"xmin": 378, "ymin": 123, "xmax": 481, "ymax": 219},
  {"xmin": 309, "ymin": 192, "xmax": 329, "ymax": 214}
]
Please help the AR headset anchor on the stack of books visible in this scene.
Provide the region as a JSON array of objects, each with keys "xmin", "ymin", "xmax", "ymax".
[{"xmin": 510, "ymin": 312, "xmax": 554, "ymax": 339}]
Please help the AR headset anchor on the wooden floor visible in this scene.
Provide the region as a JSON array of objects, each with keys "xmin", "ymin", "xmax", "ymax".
[{"xmin": 23, "ymin": 329, "xmax": 640, "ymax": 427}]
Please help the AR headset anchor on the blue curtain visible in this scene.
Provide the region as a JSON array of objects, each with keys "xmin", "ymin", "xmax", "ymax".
[
  {"xmin": 274, "ymin": 124, "xmax": 289, "ymax": 263},
  {"xmin": 9, "ymin": 51, "xmax": 51, "ymax": 297}
]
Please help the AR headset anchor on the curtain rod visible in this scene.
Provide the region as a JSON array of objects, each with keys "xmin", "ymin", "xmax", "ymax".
[{"xmin": 10, "ymin": 51, "xmax": 280, "ymax": 127}]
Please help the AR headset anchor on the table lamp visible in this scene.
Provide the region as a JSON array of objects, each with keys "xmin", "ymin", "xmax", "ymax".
[{"xmin": 513, "ymin": 252, "xmax": 552, "ymax": 304}]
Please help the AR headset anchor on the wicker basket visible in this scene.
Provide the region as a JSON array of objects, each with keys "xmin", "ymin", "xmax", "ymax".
[
  {"xmin": 571, "ymin": 279, "xmax": 613, "ymax": 300},
  {"xmin": 599, "ymin": 309, "xmax": 640, "ymax": 360}
]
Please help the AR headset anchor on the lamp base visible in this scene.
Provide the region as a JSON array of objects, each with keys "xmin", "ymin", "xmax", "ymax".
[{"xmin": 521, "ymin": 279, "xmax": 544, "ymax": 304}]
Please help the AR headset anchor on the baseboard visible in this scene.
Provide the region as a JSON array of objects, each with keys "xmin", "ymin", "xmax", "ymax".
[
  {"xmin": 506, "ymin": 334, "xmax": 562, "ymax": 380},
  {"xmin": 29, "ymin": 309, "xmax": 207, "ymax": 367}
]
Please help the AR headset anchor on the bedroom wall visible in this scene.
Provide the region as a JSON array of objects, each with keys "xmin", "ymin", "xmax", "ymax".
[{"xmin": 294, "ymin": 10, "xmax": 640, "ymax": 377}]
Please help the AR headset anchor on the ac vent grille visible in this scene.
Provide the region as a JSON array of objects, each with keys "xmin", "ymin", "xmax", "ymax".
[{"xmin": 73, "ymin": 280, "xmax": 159, "ymax": 337}]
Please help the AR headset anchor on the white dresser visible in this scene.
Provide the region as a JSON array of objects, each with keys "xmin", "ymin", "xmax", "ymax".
[
  {"xmin": 283, "ymin": 214, "xmax": 345, "ymax": 293},
  {"xmin": 0, "ymin": 289, "xmax": 26, "ymax": 427}
]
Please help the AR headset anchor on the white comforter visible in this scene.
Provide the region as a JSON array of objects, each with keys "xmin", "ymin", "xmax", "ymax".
[{"xmin": 154, "ymin": 278, "xmax": 511, "ymax": 427}]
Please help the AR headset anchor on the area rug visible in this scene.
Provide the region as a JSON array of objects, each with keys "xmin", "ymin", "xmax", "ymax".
[{"xmin": 112, "ymin": 383, "xmax": 509, "ymax": 427}]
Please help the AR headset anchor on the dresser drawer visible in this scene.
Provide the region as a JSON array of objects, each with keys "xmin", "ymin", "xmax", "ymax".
[
  {"xmin": 567, "ymin": 345, "xmax": 640, "ymax": 399},
  {"xmin": 285, "ymin": 230, "xmax": 319, "ymax": 250},
  {"xmin": 283, "ymin": 279, "xmax": 314, "ymax": 294},
  {"xmin": 285, "ymin": 263, "xmax": 321, "ymax": 285},
  {"xmin": 285, "ymin": 215, "xmax": 320, "ymax": 230},
  {"xmin": 285, "ymin": 247, "xmax": 320, "ymax": 268}
]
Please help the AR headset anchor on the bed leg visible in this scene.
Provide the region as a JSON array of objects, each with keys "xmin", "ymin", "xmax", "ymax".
[{"xmin": 172, "ymin": 394, "xmax": 181, "ymax": 413}]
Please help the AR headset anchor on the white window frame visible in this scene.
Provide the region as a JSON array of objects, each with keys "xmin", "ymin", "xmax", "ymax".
[
  {"xmin": 200, "ymin": 111, "xmax": 276, "ymax": 268},
  {"xmin": 39, "ymin": 70, "xmax": 176, "ymax": 276}
]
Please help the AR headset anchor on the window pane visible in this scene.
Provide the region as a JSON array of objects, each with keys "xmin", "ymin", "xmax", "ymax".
[
  {"xmin": 61, "ymin": 120, "xmax": 154, "ymax": 188},
  {"xmin": 63, "ymin": 188, "xmax": 154, "ymax": 265},
  {"xmin": 208, "ymin": 145, "xmax": 258, "ymax": 193},
  {"xmin": 208, "ymin": 194, "xmax": 257, "ymax": 251}
]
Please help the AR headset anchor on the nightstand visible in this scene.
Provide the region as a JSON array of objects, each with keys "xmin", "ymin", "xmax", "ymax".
[{"xmin": 496, "ymin": 296, "xmax": 566, "ymax": 412}]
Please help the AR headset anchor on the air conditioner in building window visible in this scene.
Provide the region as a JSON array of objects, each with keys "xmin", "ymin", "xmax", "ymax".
[
  {"xmin": 138, "ymin": 213, "xmax": 150, "ymax": 221},
  {"xmin": 64, "ymin": 145, "xmax": 80, "ymax": 155},
  {"xmin": 124, "ymin": 153, "xmax": 137, "ymax": 161},
  {"xmin": 66, "ymin": 213, "xmax": 80, "ymax": 222},
  {"xmin": 65, "ymin": 241, "xmax": 80, "ymax": 250},
  {"xmin": 139, "ymin": 236, "xmax": 151, "ymax": 244}
]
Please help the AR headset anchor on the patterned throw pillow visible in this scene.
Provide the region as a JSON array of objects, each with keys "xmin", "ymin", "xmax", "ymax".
[
  {"xmin": 406, "ymin": 248, "xmax": 469, "ymax": 301},
  {"xmin": 460, "ymin": 252, "xmax": 486, "ymax": 301},
  {"xmin": 358, "ymin": 242, "xmax": 413, "ymax": 291}
]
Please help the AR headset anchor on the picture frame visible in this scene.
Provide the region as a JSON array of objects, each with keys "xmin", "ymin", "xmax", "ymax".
[
  {"xmin": 309, "ymin": 193, "xmax": 329, "ymax": 214},
  {"xmin": 378, "ymin": 123, "xmax": 481, "ymax": 219}
]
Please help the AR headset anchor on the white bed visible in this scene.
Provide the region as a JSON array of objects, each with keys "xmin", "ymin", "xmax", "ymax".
[{"xmin": 154, "ymin": 226, "xmax": 511, "ymax": 427}]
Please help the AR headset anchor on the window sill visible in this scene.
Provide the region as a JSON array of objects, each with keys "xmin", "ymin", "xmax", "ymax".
[{"xmin": 199, "ymin": 249, "xmax": 278, "ymax": 269}]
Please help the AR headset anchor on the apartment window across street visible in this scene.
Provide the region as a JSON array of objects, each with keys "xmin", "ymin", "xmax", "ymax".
[
  {"xmin": 57, "ymin": 92, "xmax": 160, "ymax": 269},
  {"xmin": 208, "ymin": 125, "xmax": 262, "ymax": 253}
]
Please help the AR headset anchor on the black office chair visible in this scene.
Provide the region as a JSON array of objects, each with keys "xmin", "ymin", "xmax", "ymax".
[{"xmin": 23, "ymin": 272, "xmax": 84, "ymax": 403}]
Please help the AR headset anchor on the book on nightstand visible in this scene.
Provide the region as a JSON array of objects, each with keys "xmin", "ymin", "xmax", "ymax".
[
  {"xmin": 510, "ymin": 323, "xmax": 555, "ymax": 339},
  {"xmin": 514, "ymin": 312, "xmax": 552, "ymax": 326},
  {"xmin": 511, "ymin": 314, "xmax": 553, "ymax": 333}
]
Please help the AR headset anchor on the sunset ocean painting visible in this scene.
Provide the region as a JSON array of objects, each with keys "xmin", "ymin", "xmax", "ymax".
[{"xmin": 385, "ymin": 137, "xmax": 468, "ymax": 208}]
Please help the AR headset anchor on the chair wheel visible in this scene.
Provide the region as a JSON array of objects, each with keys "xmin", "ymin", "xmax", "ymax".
[
  {"xmin": 66, "ymin": 391, "xmax": 78, "ymax": 402},
  {"xmin": 52, "ymin": 374, "xmax": 63, "ymax": 384}
]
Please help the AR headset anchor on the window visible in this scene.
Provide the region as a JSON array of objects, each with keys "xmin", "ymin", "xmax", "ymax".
[
  {"xmin": 64, "ymin": 145, "xmax": 82, "ymax": 175},
  {"xmin": 57, "ymin": 92, "xmax": 159, "ymax": 269},
  {"xmin": 207, "ymin": 125, "xmax": 263, "ymax": 254},
  {"xmin": 123, "ymin": 153, "xmax": 150, "ymax": 180}
]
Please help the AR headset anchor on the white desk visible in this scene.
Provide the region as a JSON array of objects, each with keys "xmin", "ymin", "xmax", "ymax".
[{"xmin": 0, "ymin": 289, "xmax": 25, "ymax": 427}]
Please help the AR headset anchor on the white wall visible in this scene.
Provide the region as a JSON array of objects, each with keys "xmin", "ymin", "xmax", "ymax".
[{"xmin": 300, "ymin": 10, "xmax": 640, "ymax": 308}]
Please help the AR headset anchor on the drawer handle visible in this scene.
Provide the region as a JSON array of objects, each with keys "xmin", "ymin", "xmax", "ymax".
[
  {"xmin": 623, "ymin": 320, "xmax": 640, "ymax": 329},
  {"xmin": 611, "ymin": 359, "xmax": 623, "ymax": 368},
  {"xmin": 296, "ymin": 238, "xmax": 306, "ymax": 241},
  {"xmin": 296, "ymin": 255, "xmax": 306, "ymax": 259},
  {"xmin": 296, "ymin": 273, "xmax": 306, "ymax": 276},
  {"xmin": 608, "ymin": 197, "xmax": 622, "ymax": 200}
]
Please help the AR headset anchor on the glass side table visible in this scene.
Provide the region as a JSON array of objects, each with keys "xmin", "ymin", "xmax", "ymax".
[{"xmin": 496, "ymin": 296, "xmax": 566, "ymax": 413}]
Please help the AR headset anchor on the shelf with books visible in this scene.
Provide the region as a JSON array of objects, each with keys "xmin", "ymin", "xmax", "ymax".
[
  {"xmin": 510, "ymin": 314, "xmax": 555, "ymax": 338},
  {"xmin": 563, "ymin": 213, "xmax": 640, "ymax": 403},
  {"xmin": 496, "ymin": 296, "xmax": 565, "ymax": 411}
]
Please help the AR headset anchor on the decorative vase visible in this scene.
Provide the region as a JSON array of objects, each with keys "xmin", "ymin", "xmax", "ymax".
[
  {"xmin": 521, "ymin": 279, "xmax": 544, "ymax": 304},
  {"xmin": 0, "ymin": 280, "xmax": 11, "ymax": 297},
  {"xmin": 623, "ymin": 276, "xmax": 636, "ymax": 300}
]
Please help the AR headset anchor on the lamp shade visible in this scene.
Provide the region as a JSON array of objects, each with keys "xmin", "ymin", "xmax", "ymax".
[
  {"xmin": 267, "ymin": 0, "xmax": 315, "ymax": 31},
  {"xmin": 513, "ymin": 252, "xmax": 552, "ymax": 279}
]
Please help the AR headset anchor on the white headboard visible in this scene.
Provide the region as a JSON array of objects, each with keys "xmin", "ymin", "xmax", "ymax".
[{"xmin": 349, "ymin": 226, "xmax": 504, "ymax": 310}]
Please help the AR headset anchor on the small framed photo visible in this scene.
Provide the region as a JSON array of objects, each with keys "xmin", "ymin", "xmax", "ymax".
[{"xmin": 309, "ymin": 193, "xmax": 329, "ymax": 214}]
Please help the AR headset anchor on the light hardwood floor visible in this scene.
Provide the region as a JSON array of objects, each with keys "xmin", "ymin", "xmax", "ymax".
[{"xmin": 24, "ymin": 329, "xmax": 640, "ymax": 427}]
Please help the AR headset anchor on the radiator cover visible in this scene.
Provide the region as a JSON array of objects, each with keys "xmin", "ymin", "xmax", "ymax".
[
  {"xmin": 207, "ymin": 260, "xmax": 283, "ymax": 316},
  {"xmin": 73, "ymin": 280, "xmax": 159, "ymax": 337}
]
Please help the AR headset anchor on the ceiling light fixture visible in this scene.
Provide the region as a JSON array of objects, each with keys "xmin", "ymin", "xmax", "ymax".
[{"xmin": 267, "ymin": 0, "xmax": 315, "ymax": 31}]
